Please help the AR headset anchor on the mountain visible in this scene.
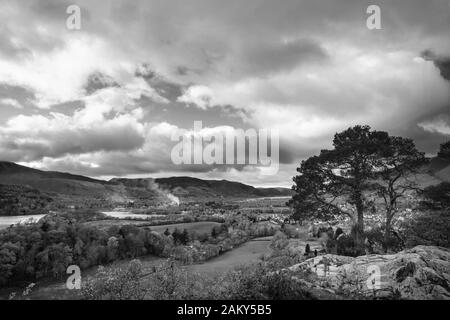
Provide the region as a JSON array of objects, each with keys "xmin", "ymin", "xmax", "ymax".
[
  {"xmin": 154, "ymin": 176, "xmax": 292, "ymax": 198},
  {"xmin": 111, "ymin": 176, "xmax": 292, "ymax": 200},
  {"xmin": 428, "ymin": 156, "xmax": 450, "ymax": 182},
  {"xmin": 0, "ymin": 161, "xmax": 106, "ymax": 184},
  {"xmin": 0, "ymin": 161, "xmax": 121, "ymax": 198},
  {"xmin": 0, "ymin": 162, "xmax": 292, "ymax": 211}
]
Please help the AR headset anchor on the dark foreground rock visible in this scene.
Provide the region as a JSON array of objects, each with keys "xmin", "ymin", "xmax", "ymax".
[{"xmin": 289, "ymin": 245, "xmax": 450, "ymax": 300}]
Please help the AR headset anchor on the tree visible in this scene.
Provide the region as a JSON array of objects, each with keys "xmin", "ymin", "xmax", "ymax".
[
  {"xmin": 304, "ymin": 244, "xmax": 311, "ymax": 255},
  {"xmin": 181, "ymin": 229, "xmax": 190, "ymax": 245},
  {"xmin": 437, "ymin": 141, "xmax": 450, "ymax": 159},
  {"xmin": 291, "ymin": 126, "xmax": 392, "ymax": 253},
  {"xmin": 172, "ymin": 228, "xmax": 182, "ymax": 244},
  {"xmin": 81, "ymin": 260, "xmax": 147, "ymax": 300},
  {"xmin": 164, "ymin": 228, "xmax": 171, "ymax": 237},
  {"xmin": 372, "ymin": 136, "xmax": 427, "ymax": 251},
  {"xmin": 290, "ymin": 125, "xmax": 426, "ymax": 254}
]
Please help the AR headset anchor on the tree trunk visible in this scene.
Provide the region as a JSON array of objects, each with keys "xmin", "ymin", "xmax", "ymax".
[
  {"xmin": 354, "ymin": 195, "xmax": 365, "ymax": 255},
  {"xmin": 384, "ymin": 214, "xmax": 392, "ymax": 253},
  {"xmin": 355, "ymin": 209, "xmax": 365, "ymax": 254}
]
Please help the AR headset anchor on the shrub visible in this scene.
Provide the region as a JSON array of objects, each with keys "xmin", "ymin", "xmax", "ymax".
[
  {"xmin": 334, "ymin": 227, "xmax": 344, "ymax": 239},
  {"xmin": 325, "ymin": 227, "xmax": 363, "ymax": 257},
  {"xmin": 422, "ymin": 182, "xmax": 450, "ymax": 209},
  {"xmin": 222, "ymin": 263, "xmax": 315, "ymax": 300},
  {"xmin": 81, "ymin": 260, "xmax": 147, "ymax": 300},
  {"xmin": 365, "ymin": 227, "xmax": 404, "ymax": 253},
  {"xmin": 270, "ymin": 232, "xmax": 289, "ymax": 251},
  {"xmin": 402, "ymin": 210, "xmax": 450, "ymax": 248}
]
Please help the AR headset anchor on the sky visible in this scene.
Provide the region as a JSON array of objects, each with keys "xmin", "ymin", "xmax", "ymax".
[{"xmin": 0, "ymin": 0, "xmax": 449, "ymax": 187}]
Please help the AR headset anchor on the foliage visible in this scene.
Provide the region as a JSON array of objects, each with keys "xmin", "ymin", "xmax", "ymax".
[
  {"xmin": 270, "ymin": 232, "xmax": 289, "ymax": 251},
  {"xmin": 372, "ymin": 136, "xmax": 426, "ymax": 252},
  {"xmin": 401, "ymin": 210, "xmax": 450, "ymax": 248},
  {"xmin": 0, "ymin": 185, "xmax": 53, "ymax": 216},
  {"xmin": 220, "ymin": 263, "xmax": 315, "ymax": 300},
  {"xmin": 81, "ymin": 260, "xmax": 147, "ymax": 300},
  {"xmin": 437, "ymin": 140, "xmax": 450, "ymax": 159},
  {"xmin": 145, "ymin": 260, "xmax": 206, "ymax": 299},
  {"xmin": 266, "ymin": 232, "xmax": 306, "ymax": 269},
  {"xmin": 364, "ymin": 226, "xmax": 404, "ymax": 254},
  {"xmin": 0, "ymin": 209, "xmax": 275, "ymax": 287},
  {"xmin": 0, "ymin": 214, "xmax": 173, "ymax": 286},
  {"xmin": 421, "ymin": 182, "xmax": 450, "ymax": 209}
]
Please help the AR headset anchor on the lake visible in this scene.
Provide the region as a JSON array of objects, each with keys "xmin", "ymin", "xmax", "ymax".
[{"xmin": 101, "ymin": 211, "xmax": 166, "ymax": 219}]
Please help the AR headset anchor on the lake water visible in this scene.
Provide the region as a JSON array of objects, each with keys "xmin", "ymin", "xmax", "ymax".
[
  {"xmin": 239, "ymin": 196, "xmax": 291, "ymax": 202},
  {"xmin": 0, "ymin": 214, "xmax": 46, "ymax": 229},
  {"xmin": 101, "ymin": 211, "xmax": 165, "ymax": 220}
]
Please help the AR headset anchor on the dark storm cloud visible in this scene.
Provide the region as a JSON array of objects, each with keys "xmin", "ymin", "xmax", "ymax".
[
  {"xmin": 84, "ymin": 72, "xmax": 120, "ymax": 95},
  {"xmin": 0, "ymin": 84, "xmax": 35, "ymax": 102},
  {"xmin": 135, "ymin": 64, "xmax": 184, "ymax": 101},
  {"xmin": 0, "ymin": 125, "xmax": 146, "ymax": 162},
  {"xmin": 239, "ymin": 38, "xmax": 329, "ymax": 77},
  {"xmin": 422, "ymin": 50, "xmax": 450, "ymax": 82}
]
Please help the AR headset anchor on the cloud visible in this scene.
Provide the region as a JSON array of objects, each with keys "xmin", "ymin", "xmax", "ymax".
[
  {"xmin": 0, "ymin": 98, "xmax": 23, "ymax": 109},
  {"xmin": 421, "ymin": 50, "xmax": 450, "ymax": 81},
  {"xmin": 84, "ymin": 71, "xmax": 119, "ymax": 95},
  {"xmin": 178, "ymin": 85, "xmax": 215, "ymax": 109},
  {"xmin": 234, "ymin": 38, "xmax": 329, "ymax": 77},
  {"xmin": 418, "ymin": 114, "xmax": 450, "ymax": 136},
  {"xmin": 0, "ymin": 81, "xmax": 160, "ymax": 161},
  {"xmin": 0, "ymin": 110, "xmax": 146, "ymax": 161},
  {"xmin": 1, "ymin": 0, "xmax": 450, "ymax": 186}
]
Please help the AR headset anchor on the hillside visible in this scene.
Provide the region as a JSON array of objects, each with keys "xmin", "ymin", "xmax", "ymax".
[
  {"xmin": 0, "ymin": 162, "xmax": 292, "ymax": 212},
  {"xmin": 428, "ymin": 156, "xmax": 450, "ymax": 182},
  {"xmin": 111, "ymin": 176, "xmax": 292, "ymax": 200},
  {"xmin": 155, "ymin": 176, "xmax": 292, "ymax": 198},
  {"xmin": 0, "ymin": 184, "xmax": 53, "ymax": 216},
  {"xmin": 0, "ymin": 161, "xmax": 115, "ymax": 197}
]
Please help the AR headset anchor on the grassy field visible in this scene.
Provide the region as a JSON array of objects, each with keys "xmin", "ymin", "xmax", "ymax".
[{"xmin": 185, "ymin": 237, "xmax": 273, "ymax": 276}]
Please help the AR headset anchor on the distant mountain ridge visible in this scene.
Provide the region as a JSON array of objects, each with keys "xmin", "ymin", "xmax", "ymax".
[
  {"xmin": 0, "ymin": 161, "xmax": 107, "ymax": 184},
  {"xmin": 112, "ymin": 176, "xmax": 292, "ymax": 199},
  {"xmin": 0, "ymin": 162, "xmax": 292, "ymax": 210}
]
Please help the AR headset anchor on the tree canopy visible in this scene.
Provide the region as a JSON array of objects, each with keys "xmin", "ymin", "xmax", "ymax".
[
  {"xmin": 438, "ymin": 141, "xmax": 450, "ymax": 159},
  {"xmin": 290, "ymin": 125, "xmax": 426, "ymax": 252}
]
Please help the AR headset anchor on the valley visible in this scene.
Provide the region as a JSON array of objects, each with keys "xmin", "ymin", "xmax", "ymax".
[{"xmin": 0, "ymin": 155, "xmax": 449, "ymax": 300}]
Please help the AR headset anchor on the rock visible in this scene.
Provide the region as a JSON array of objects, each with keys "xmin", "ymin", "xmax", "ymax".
[{"xmin": 288, "ymin": 246, "xmax": 450, "ymax": 300}]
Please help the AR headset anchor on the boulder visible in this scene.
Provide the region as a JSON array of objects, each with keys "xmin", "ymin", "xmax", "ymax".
[{"xmin": 289, "ymin": 246, "xmax": 450, "ymax": 300}]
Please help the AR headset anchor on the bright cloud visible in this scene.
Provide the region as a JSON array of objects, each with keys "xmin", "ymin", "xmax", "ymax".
[
  {"xmin": 0, "ymin": 98, "xmax": 23, "ymax": 109},
  {"xmin": 418, "ymin": 115, "xmax": 450, "ymax": 136}
]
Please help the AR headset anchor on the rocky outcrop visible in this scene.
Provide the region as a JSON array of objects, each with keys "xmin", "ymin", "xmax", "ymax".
[{"xmin": 289, "ymin": 246, "xmax": 450, "ymax": 300}]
